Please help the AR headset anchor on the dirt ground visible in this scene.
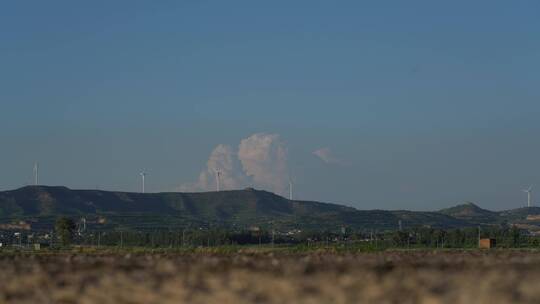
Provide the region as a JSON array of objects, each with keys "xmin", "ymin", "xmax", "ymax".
[{"xmin": 1, "ymin": 249, "xmax": 540, "ymax": 304}]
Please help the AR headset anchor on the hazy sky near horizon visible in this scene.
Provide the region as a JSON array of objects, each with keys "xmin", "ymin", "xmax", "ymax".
[{"xmin": 1, "ymin": 1, "xmax": 540, "ymax": 211}]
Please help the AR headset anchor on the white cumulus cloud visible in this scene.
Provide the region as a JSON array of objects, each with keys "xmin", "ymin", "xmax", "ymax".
[
  {"xmin": 313, "ymin": 147, "xmax": 343, "ymax": 165},
  {"xmin": 180, "ymin": 133, "xmax": 290, "ymax": 196},
  {"xmin": 238, "ymin": 133, "xmax": 289, "ymax": 195},
  {"xmin": 179, "ymin": 144, "xmax": 245, "ymax": 192}
]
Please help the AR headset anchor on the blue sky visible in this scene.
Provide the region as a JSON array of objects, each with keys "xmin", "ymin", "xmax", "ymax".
[{"xmin": 1, "ymin": 1, "xmax": 539, "ymax": 210}]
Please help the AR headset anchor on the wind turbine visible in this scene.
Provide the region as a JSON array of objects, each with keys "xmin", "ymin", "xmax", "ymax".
[
  {"xmin": 140, "ymin": 171, "xmax": 147, "ymax": 193},
  {"xmin": 214, "ymin": 169, "xmax": 222, "ymax": 192},
  {"xmin": 33, "ymin": 162, "xmax": 39, "ymax": 186},
  {"xmin": 523, "ymin": 186, "xmax": 532, "ymax": 208},
  {"xmin": 289, "ymin": 180, "xmax": 293, "ymax": 200}
]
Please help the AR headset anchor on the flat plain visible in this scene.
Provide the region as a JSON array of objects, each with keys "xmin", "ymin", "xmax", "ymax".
[{"xmin": 1, "ymin": 249, "xmax": 540, "ymax": 304}]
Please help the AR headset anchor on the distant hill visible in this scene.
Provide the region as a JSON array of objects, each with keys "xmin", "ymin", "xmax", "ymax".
[
  {"xmin": 0, "ymin": 186, "xmax": 400, "ymax": 231},
  {"xmin": 0, "ymin": 186, "xmax": 535, "ymax": 232},
  {"xmin": 391, "ymin": 210, "xmax": 472, "ymax": 229},
  {"xmin": 498, "ymin": 207, "xmax": 540, "ymax": 220},
  {"xmin": 439, "ymin": 202, "xmax": 500, "ymax": 224}
]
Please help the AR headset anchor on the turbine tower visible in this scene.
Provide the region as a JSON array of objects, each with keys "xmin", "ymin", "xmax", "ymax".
[
  {"xmin": 289, "ymin": 180, "xmax": 293, "ymax": 200},
  {"xmin": 214, "ymin": 169, "xmax": 222, "ymax": 191},
  {"xmin": 523, "ymin": 186, "xmax": 532, "ymax": 208},
  {"xmin": 140, "ymin": 171, "xmax": 147, "ymax": 193},
  {"xmin": 33, "ymin": 162, "xmax": 39, "ymax": 186}
]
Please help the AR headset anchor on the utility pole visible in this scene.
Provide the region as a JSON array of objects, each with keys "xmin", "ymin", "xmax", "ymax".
[
  {"xmin": 478, "ymin": 226, "xmax": 481, "ymax": 245},
  {"xmin": 182, "ymin": 229, "xmax": 186, "ymax": 247}
]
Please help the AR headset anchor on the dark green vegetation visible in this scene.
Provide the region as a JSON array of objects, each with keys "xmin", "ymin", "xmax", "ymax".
[
  {"xmin": 54, "ymin": 217, "xmax": 76, "ymax": 246},
  {"xmin": 40, "ymin": 225, "xmax": 540, "ymax": 250},
  {"xmin": 1, "ymin": 186, "xmax": 540, "ymax": 233}
]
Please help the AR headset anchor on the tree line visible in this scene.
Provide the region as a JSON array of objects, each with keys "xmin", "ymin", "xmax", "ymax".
[{"xmin": 3, "ymin": 217, "xmax": 540, "ymax": 249}]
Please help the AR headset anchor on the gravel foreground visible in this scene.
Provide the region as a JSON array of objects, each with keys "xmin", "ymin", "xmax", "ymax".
[{"xmin": 1, "ymin": 250, "xmax": 540, "ymax": 304}]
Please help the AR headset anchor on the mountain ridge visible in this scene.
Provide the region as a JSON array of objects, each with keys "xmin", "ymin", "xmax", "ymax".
[{"xmin": 0, "ymin": 186, "xmax": 536, "ymax": 232}]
